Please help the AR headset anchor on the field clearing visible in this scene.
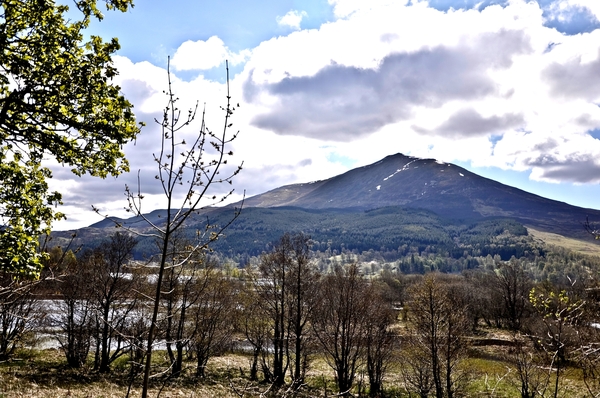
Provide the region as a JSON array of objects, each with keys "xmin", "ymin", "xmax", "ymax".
[{"xmin": 527, "ymin": 227, "xmax": 600, "ymax": 256}]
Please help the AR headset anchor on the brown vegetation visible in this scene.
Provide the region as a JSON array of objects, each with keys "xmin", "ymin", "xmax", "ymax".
[{"xmin": 2, "ymin": 232, "xmax": 600, "ymax": 397}]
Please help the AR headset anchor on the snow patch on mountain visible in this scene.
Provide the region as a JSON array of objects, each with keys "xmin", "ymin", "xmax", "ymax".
[{"xmin": 383, "ymin": 159, "xmax": 418, "ymax": 182}]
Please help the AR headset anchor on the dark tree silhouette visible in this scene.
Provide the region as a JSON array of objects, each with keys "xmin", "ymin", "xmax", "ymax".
[{"xmin": 312, "ymin": 264, "xmax": 371, "ymax": 397}]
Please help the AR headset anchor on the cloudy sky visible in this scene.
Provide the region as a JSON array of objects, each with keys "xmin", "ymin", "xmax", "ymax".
[{"xmin": 50, "ymin": 0, "xmax": 600, "ymax": 230}]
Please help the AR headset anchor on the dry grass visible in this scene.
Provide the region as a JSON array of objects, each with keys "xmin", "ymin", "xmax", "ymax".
[
  {"xmin": 0, "ymin": 349, "xmax": 335, "ymax": 398},
  {"xmin": 0, "ymin": 332, "xmax": 598, "ymax": 398},
  {"xmin": 0, "ymin": 349, "xmax": 251, "ymax": 398},
  {"xmin": 527, "ymin": 227, "xmax": 600, "ymax": 256}
]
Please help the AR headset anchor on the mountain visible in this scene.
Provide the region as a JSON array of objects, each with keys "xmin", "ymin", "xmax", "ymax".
[
  {"xmin": 238, "ymin": 153, "xmax": 600, "ymax": 239},
  {"xmin": 52, "ymin": 153, "xmax": 600, "ymax": 261}
]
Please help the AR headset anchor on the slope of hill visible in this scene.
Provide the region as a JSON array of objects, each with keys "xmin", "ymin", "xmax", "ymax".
[
  {"xmin": 51, "ymin": 153, "xmax": 600, "ymax": 260},
  {"xmin": 240, "ymin": 153, "xmax": 600, "ymax": 239}
]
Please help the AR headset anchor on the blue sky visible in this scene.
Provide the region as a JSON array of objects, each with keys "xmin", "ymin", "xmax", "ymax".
[{"xmin": 51, "ymin": 0, "xmax": 600, "ymax": 229}]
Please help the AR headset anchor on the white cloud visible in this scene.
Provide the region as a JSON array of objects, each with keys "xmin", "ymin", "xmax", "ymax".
[
  {"xmin": 576, "ymin": 0, "xmax": 600, "ymax": 19},
  {"xmin": 276, "ymin": 10, "xmax": 308, "ymax": 30},
  {"xmin": 170, "ymin": 36, "xmax": 250, "ymax": 71},
  {"xmin": 171, "ymin": 36, "xmax": 227, "ymax": 71},
  {"xmin": 241, "ymin": 0, "xmax": 600, "ymax": 182}
]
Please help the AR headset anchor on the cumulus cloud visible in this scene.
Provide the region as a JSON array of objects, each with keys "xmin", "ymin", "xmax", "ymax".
[
  {"xmin": 170, "ymin": 36, "xmax": 250, "ymax": 71},
  {"xmin": 248, "ymin": 29, "xmax": 530, "ymax": 140},
  {"xmin": 543, "ymin": 48, "xmax": 600, "ymax": 101},
  {"xmin": 276, "ymin": 10, "xmax": 308, "ymax": 30},
  {"xmin": 527, "ymin": 155, "xmax": 600, "ymax": 183},
  {"xmin": 487, "ymin": 128, "xmax": 600, "ymax": 186},
  {"xmin": 413, "ymin": 108, "xmax": 524, "ymax": 138}
]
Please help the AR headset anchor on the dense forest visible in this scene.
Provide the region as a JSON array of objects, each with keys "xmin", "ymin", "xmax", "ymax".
[{"xmin": 64, "ymin": 206, "xmax": 541, "ymax": 265}]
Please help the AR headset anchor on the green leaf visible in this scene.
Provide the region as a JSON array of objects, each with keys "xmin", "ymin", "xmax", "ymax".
[{"xmin": 0, "ymin": 0, "xmax": 140, "ymax": 276}]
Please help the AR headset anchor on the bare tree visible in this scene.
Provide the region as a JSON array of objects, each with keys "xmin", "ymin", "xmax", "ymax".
[
  {"xmin": 364, "ymin": 282, "xmax": 397, "ymax": 397},
  {"xmin": 462, "ymin": 269, "xmax": 503, "ymax": 329},
  {"xmin": 284, "ymin": 233, "xmax": 319, "ymax": 386},
  {"xmin": 101, "ymin": 59, "xmax": 243, "ymax": 397},
  {"xmin": 254, "ymin": 240, "xmax": 290, "ymax": 386},
  {"xmin": 405, "ymin": 273, "xmax": 470, "ymax": 398},
  {"xmin": 87, "ymin": 231, "xmax": 140, "ymax": 373},
  {"xmin": 190, "ymin": 267, "xmax": 237, "ymax": 377},
  {"xmin": 0, "ymin": 274, "xmax": 41, "ymax": 360},
  {"xmin": 576, "ymin": 330, "xmax": 600, "ymax": 398},
  {"xmin": 494, "ymin": 259, "xmax": 532, "ymax": 331},
  {"xmin": 160, "ymin": 233, "xmax": 203, "ymax": 378},
  {"xmin": 123, "ymin": 301, "xmax": 151, "ymax": 383},
  {"xmin": 400, "ymin": 341, "xmax": 435, "ymax": 398},
  {"xmin": 507, "ymin": 336, "xmax": 550, "ymax": 398},
  {"xmin": 251, "ymin": 232, "xmax": 319, "ymax": 388},
  {"xmin": 51, "ymin": 251, "xmax": 95, "ymax": 368},
  {"xmin": 311, "ymin": 264, "xmax": 371, "ymax": 397},
  {"xmin": 238, "ymin": 274, "xmax": 271, "ymax": 381}
]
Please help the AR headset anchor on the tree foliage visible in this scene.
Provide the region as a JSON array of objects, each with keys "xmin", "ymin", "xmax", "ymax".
[{"xmin": 0, "ymin": 0, "xmax": 141, "ymax": 276}]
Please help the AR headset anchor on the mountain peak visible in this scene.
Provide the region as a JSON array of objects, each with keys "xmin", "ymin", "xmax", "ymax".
[{"xmin": 239, "ymin": 153, "xmax": 600, "ymax": 239}]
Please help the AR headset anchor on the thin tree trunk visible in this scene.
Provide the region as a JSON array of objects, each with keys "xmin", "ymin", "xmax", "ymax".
[{"xmin": 141, "ymin": 229, "xmax": 171, "ymax": 398}]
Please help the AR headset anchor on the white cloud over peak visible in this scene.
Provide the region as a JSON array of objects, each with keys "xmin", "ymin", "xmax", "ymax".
[
  {"xmin": 241, "ymin": 0, "xmax": 600, "ymax": 184},
  {"xmin": 276, "ymin": 10, "xmax": 308, "ymax": 30}
]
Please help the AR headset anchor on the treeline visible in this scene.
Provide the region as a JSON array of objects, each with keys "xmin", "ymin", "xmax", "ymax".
[
  {"xmin": 3, "ymin": 231, "xmax": 600, "ymax": 396},
  {"xmin": 197, "ymin": 207, "xmax": 536, "ymax": 262}
]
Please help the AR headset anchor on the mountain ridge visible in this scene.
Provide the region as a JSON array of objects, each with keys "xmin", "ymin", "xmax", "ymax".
[
  {"xmin": 52, "ymin": 153, "xmax": 600, "ymax": 259},
  {"xmin": 235, "ymin": 153, "xmax": 599, "ymax": 239}
]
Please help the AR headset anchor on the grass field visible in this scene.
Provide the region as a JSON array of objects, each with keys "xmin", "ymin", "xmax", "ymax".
[
  {"xmin": 527, "ymin": 227, "xmax": 600, "ymax": 256},
  {"xmin": 0, "ymin": 328, "xmax": 594, "ymax": 398}
]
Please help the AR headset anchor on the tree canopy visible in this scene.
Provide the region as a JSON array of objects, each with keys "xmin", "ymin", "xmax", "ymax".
[{"xmin": 0, "ymin": 0, "xmax": 141, "ymax": 276}]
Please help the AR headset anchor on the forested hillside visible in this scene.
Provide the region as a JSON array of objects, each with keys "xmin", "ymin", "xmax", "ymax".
[{"xmin": 52, "ymin": 206, "xmax": 538, "ymax": 266}]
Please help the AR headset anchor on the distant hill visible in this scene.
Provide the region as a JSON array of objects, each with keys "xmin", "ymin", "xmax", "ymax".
[{"xmin": 51, "ymin": 153, "xmax": 600, "ymax": 261}]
